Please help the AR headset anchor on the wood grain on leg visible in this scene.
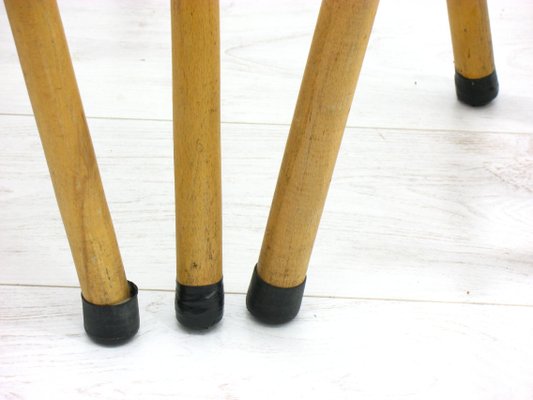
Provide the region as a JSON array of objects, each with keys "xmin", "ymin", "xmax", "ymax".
[
  {"xmin": 172, "ymin": 0, "xmax": 223, "ymax": 329},
  {"xmin": 446, "ymin": 0, "xmax": 498, "ymax": 105},
  {"xmin": 172, "ymin": 0, "xmax": 222, "ymax": 287},
  {"xmin": 257, "ymin": 0, "xmax": 380, "ymax": 288},
  {"xmin": 447, "ymin": 0, "xmax": 495, "ymax": 79},
  {"xmin": 247, "ymin": 0, "xmax": 379, "ymax": 324},
  {"xmin": 4, "ymin": 0, "xmax": 129, "ymax": 305}
]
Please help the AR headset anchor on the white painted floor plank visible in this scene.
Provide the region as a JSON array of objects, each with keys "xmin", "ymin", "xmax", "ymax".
[
  {"xmin": 1, "ymin": 115, "xmax": 533, "ymax": 305},
  {"xmin": 0, "ymin": 0, "xmax": 532, "ymax": 132},
  {"xmin": 1, "ymin": 285, "xmax": 533, "ymax": 400}
]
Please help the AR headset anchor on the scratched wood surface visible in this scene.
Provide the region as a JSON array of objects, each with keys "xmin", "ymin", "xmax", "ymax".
[
  {"xmin": 1, "ymin": 0, "xmax": 533, "ymax": 398},
  {"xmin": 2, "ymin": 115, "xmax": 533, "ymax": 305},
  {"xmin": 4, "ymin": 0, "xmax": 131, "ymax": 305}
]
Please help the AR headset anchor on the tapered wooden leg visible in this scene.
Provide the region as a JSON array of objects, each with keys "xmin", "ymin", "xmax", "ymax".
[
  {"xmin": 447, "ymin": 0, "xmax": 499, "ymax": 106},
  {"xmin": 246, "ymin": 0, "xmax": 379, "ymax": 324},
  {"xmin": 5, "ymin": 0, "xmax": 139, "ymax": 343},
  {"xmin": 172, "ymin": 0, "xmax": 223, "ymax": 330}
]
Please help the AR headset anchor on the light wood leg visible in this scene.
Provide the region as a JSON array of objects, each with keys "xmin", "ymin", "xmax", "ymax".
[
  {"xmin": 172, "ymin": 0, "xmax": 223, "ymax": 329},
  {"xmin": 247, "ymin": 0, "xmax": 380, "ymax": 324},
  {"xmin": 447, "ymin": 0, "xmax": 499, "ymax": 106},
  {"xmin": 5, "ymin": 0, "xmax": 138, "ymax": 343}
]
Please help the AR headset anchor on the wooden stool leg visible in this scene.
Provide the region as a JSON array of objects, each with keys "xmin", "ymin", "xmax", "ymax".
[
  {"xmin": 5, "ymin": 0, "xmax": 139, "ymax": 343},
  {"xmin": 447, "ymin": 0, "xmax": 499, "ymax": 106},
  {"xmin": 246, "ymin": 0, "xmax": 379, "ymax": 324},
  {"xmin": 172, "ymin": 0, "xmax": 223, "ymax": 330}
]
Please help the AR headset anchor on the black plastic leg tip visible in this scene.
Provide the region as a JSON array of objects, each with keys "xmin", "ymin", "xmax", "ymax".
[
  {"xmin": 246, "ymin": 265, "xmax": 306, "ymax": 325},
  {"xmin": 454, "ymin": 70, "xmax": 499, "ymax": 106},
  {"xmin": 175, "ymin": 279, "xmax": 224, "ymax": 330},
  {"xmin": 81, "ymin": 281, "xmax": 140, "ymax": 345}
]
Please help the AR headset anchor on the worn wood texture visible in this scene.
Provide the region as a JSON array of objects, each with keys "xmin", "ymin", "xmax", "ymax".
[
  {"xmin": 172, "ymin": 0, "xmax": 222, "ymax": 286},
  {"xmin": 258, "ymin": 0, "xmax": 379, "ymax": 287},
  {"xmin": 2, "ymin": 116, "xmax": 533, "ymax": 305},
  {"xmin": 4, "ymin": 0, "xmax": 129, "ymax": 305},
  {"xmin": 447, "ymin": 0, "xmax": 495, "ymax": 79}
]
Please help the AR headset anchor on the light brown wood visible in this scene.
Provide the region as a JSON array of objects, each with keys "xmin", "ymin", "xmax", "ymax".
[
  {"xmin": 447, "ymin": 0, "xmax": 495, "ymax": 79},
  {"xmin": 257, "ymin": 0, "xmax": 379, "ymax": 288},
  {"xmin": 4, "ymin": 0, "xmax": 129, "ymax": 305},
  {"xmin": 172, "ymin": 0, "xmax": 222, "ymax": 286}
]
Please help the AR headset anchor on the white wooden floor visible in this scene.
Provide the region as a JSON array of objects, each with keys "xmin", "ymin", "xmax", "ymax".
[{"xmin": 1, "ymin": 0, "xmax": 533, "ymax": 399}]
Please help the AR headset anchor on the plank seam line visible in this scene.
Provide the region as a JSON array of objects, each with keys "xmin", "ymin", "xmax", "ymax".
[
  {"xmin": 0, "ymin": 112, "xmax": 531, "ymax": 136},
  {"xmin": 1, "ymin": 283, "xmax": 532, "ymax": 309}
]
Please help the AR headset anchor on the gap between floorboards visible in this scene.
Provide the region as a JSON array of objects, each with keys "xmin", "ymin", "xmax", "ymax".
[
  {"xmin": 1, "ymin": 112, "xmax": 531, "ymax": 136},
  {"xmin": 2, "ymin": 282, "xmax": 533, "ymax": 309}
]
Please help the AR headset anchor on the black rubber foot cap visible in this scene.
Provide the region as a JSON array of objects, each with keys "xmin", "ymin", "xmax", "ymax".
[
  {"xmin": 82, "ymin": 281, "xmax": 140, "ymax": 345},
  {"xmin": 175, "ymin": 280, "xmax": 224, "ymax": 330},
  {"xmin": 246, "ymin": 265, "xmax": 306, "ymax": 325},
  {"xmin": 455, "ymin": 70, "xmax": 499, "ymax": 106}
]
